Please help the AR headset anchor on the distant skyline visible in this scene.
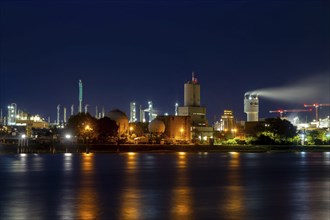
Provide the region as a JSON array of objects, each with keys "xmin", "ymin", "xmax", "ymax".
[{"xmin": 1, "ymin": 0, "xmax": 329, "ymax": 122}]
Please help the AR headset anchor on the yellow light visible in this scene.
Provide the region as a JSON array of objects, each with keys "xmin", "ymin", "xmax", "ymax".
[
  {"xmin": 129, "ymin": 126, "xmax": 133, "ymax": 131},
  {"xmin": 178, "ymin": 152, "xmax": 186, "ymax": 155},
  {"xmin": 180, "ymin": 128, "xmax": 184, "ymax": 133},
  {"xmin": 128, "ymin": 152, "xmax": 136, "ymax": 156}
]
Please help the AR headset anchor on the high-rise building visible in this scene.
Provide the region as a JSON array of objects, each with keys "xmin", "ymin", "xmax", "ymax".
[{"xmin": 221, "ymin": 110, "xmax": 235, "ymax": 132}]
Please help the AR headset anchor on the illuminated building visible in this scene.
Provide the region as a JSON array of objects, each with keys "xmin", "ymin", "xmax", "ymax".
[
  {"xmin": 7, "ymin": 103, "xmax": 17, "ymax": 126},
  {"xmin": 221, "ymin": 110, "xmax": 236, "ymax": 133},
  {"xmin": 157, "ymin": 115, "xmax": 191, "ymax": 142},
  {"xmin": 177, "ymin": 73, "xmax": 213, "ymax": 142},
  {"xmin": 244, "ymin": 93, "xmax": 259, "ymax": 122}
]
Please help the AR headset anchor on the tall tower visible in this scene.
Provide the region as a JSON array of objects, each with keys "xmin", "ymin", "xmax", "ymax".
[
  {"xmin": 57, "ymin": 104, "xmax": 61, "ymax": 125},
  {"xmin": 7, "ymin": 103, "xmax": 17, "ymax": 126},
  {"xmin": 63, "ymin": 107, "xmax": 67, "ymax": 123},
  {"xmin": 78, "ymin": 80, "xmax": 83, "ymax": 113},
  {"xmin": 184, "ymin": 72, "xmax": 200, "ymax": 107},
  {"xmin": 175, "ymin": 102, "xmax": 179, "ymax": 116},
  {"xmin": 130, "ymin": 102, "xmax": 137, "ymax": 122},
  {"xmin": 71, "ymin": 105, "xmax": 74, "ymax": 116},
  {"xmin": 140, "ymin": 105, "xmax": 145, "ymax": 122},
  {"xmin": 102, "ymin": 107, "xmax": 105, "ymax": 118},
  {"xmin": 178, "ymin": 73, "xmax": 207, "ymax": 126},
  {"xmin": 244, "ymin": 93, "xmax": 259, "ymax": 122},
  {"xmin": 95, "ymin": 106, "xmax": 98, "ymax": 119}
]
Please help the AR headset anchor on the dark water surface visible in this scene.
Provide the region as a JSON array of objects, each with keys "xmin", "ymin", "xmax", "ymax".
[{"xmin": 0, "ymin": 152, "xmax": 329, "ymax": 220}]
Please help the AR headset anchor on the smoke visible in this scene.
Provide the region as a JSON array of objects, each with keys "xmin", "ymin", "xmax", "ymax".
[{"xmin": 246, "ymin": 73, "xmax": 330, "ymax": 103}]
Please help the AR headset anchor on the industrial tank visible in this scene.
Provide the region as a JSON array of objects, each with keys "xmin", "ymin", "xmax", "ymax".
[
  {"xmin": 244, "ymin": 93, "xmax": 259, "ymax": 122},
  {"xmin": 148, "ymin": 119, "xmax": 165, "ymax": 134},
  {"xmin": 108, "ymin": 109, "xmax": 129, "ymax": 135}
]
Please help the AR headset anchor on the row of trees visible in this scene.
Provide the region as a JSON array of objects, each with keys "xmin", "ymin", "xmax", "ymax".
[
  {"xmin": 66, "ymin": 113, "xmax": 119, "ymax": 143},
  {"xmin": 217, "ymin": 118, "xmax": 330, "ymax": 145}
]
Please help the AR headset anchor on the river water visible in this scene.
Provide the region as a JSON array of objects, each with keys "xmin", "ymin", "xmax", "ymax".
[{"xmin": 0, "ymin": 152, "xmax": 329, "ymax": 220}]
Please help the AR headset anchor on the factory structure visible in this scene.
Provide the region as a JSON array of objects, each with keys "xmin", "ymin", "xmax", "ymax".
[
  {"xmin": 177, "ymin": 73, "xmax": 214, "ymax": 142},
  {"xmin": 127, "ymin": 73, "xmax": 214, "ymax": 143},
  {"xmin": 244, "ymin": 93, "xmax": 259, "ymax": 122},
  {"xmin": 1, "ymin": 75, "xmax": 329, "ymax": 145}
]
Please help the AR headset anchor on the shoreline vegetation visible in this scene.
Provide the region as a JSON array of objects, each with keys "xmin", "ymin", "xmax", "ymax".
[{"xmin": 1, "ymin": 143, "xmax": 330, "ymax": 154}]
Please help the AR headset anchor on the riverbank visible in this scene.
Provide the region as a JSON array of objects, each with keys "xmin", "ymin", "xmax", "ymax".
[{"xmin": 1, "ymin": 143, "xmax": 330, "ymax": 154}]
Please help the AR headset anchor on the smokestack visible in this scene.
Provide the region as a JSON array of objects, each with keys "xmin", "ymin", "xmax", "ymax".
[
  {"xmin": 71, "ymin": 105, "xmax": 74, "ymax": 116},
  {"xmin": 63, "ymin": 107, "xmax": 67, "ymax": 123},
  {"xmin": 102, "ymin": 107, "xmax": 105, "ymax": 118},
  {"xmin": 95, "ymin": 106, "xmax": 98, "ymax": 118},
  {"xmin": 79, "ymin": 80, "xmax": 83, "ymax": 113},
  {"xmin": 140, "ymin": 105, "xmax": 144, "ymax": 122},
  {"xmin": 57, "ymin": 104, "xmax": 61, "ymax": 125},
  {"xmin": 84, "ymin": 104, "xmax": 89, "ymax": 113},
  {"xmin": 244, "ymin": 93, "xmax": 259, "ymax": 122}
]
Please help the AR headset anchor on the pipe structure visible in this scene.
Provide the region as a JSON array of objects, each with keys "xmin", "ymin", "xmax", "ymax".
[
  {"xmin": 57, "ymin": 104, "xmax": 61, "ymax": 125},
  {"xmin": 78, "ymin": 80, "xmax": 83, "ymax": 113}
]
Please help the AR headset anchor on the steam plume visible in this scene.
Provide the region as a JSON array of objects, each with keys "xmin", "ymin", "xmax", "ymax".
[{"xmin": 246, "ymin": 73, "xmax": 330, "ymax": 103}]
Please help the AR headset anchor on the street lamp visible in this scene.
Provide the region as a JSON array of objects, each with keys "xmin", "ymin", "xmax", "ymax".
[
  {"xmin": 18, "ymin": 134, "xmax": 26, "ymax": 153},
  {"xmin": 65, "ymin": 134, "xmax": 71, "ymax": 153},
  {"xmin": 231, "ymin": 128, "xmax": 237, "ymax": 135},
  {"xmin": 84, "ymin": 124, "xmax": 92, "ymax": 153},
  {"xmin": 180, "ymin": 128, "xmax": 184, "ymax": 141},
  {"xmin": 300, "ymin": 133, "xmax": 305, "ymax": 146}
]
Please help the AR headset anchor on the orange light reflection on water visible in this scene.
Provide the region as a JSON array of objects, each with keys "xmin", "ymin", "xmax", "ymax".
[
  {"xmin": 171, "ymin": 153, "xmax": 193, "ymax": 219},
  {"xmin": 77, "ymin": 153, "xmax": 99, "ymax": 220},
  {"xmin": 119, "ymin": 153, "xmax": 142, "ymax": 220},
  {"xmin": 221, "ymin": 152, "xmax": 246, "ymax": 218}
]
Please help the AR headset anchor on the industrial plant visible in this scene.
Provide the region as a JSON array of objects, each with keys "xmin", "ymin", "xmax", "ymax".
[{"xmin": 0, "ymin": 73, "xmax": 329, "ymax": 147}]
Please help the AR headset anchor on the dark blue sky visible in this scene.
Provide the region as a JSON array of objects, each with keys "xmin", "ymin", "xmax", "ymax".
[{"xmin": 1, "ymin": 0, "xmax": 329, "ymax": 122}]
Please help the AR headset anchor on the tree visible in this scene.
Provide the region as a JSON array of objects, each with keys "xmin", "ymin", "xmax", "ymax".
[
  {"xmin": 306, "ymin": 129, "xmax": 327, "ymax": 145},
  {"xmin": 96, "ymin": 117, "xmax": 118, "ymax": 143},
  {"xmin": 253, "ymin": 118, "xmax": 297, "ymax": 144},
  {"xmin": 67, "ymin": 113, "xmax": 98, "ymax": 142}
]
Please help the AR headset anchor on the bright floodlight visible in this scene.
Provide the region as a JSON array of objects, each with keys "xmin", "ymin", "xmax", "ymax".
[
  {"xmin": 21, "ymin": 134, "xmax": 26, "ymax": 139},
  {"xmin": 65, "ymin": 134, "xmax": 71, "ymax": 139}
]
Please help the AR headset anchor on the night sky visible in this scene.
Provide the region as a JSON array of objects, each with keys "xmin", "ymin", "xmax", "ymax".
[{"xmin": 1, "ymin": 0, "xmax": 329, "ymax": 123}]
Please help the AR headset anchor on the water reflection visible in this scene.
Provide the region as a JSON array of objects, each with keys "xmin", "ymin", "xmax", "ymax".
[
  {"xmin": 77, "ymin": 153, "xmax": 99, "ymax": 220},
  {"xmin": 9, "ymin": 154, "xmax": 28, "ymax": 173},
  {"xmin": 119, "ymin": 153, "xmax": 142, "ymax": 220},
  {"xmin": 171, "ymin": 153, "xmax": 193, "ymax": 219},
  {"xmin": 63, "ymin": 153, "xmax": 73, "ymax": 172},
  {"xmin": 221, "ymin": 152, "xmax": 246, "ymax": 219}
]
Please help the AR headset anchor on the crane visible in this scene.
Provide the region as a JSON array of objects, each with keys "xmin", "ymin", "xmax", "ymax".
[
  {"xmin": 269, "ymin": 108, "xmax": 312, "ymax": 118},
  {"xmin": 303, "ymin": 103, "xmax": 330, "ymax": 121}
]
